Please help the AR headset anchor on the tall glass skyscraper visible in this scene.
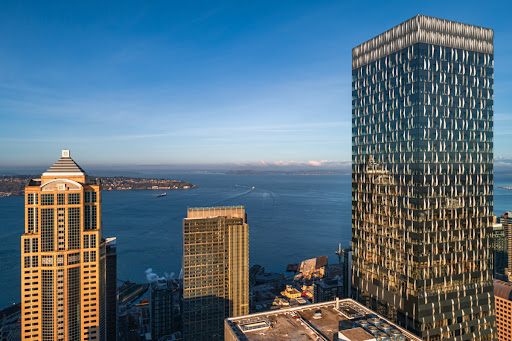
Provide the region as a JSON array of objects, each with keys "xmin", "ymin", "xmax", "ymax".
[{"xmin": 351, "ymin": 15, "xmax": 496, "ymax": 340}]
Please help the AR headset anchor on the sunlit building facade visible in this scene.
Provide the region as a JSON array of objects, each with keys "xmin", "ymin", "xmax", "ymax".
[
  {"xmin": 494, "ymin": 280, "xmax": 512, "ymax": 341},
  {"xmin": 352, "ymin": 15, "xmax": 496, "ymax": 340},
  {"xmin": 182, "ymin": 206, "xmax": 249, "ymax": 341},
  {"xmin": 21, "ymin": 150, "xmax": 106, "ymax": 341}
]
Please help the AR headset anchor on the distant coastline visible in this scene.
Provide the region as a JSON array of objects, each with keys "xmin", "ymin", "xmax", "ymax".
[
  {"xmin": 225, "ymin": 170, "xmax": 349, "ymax": 176},
  {"xmin": 0, "ymin": 175, "xmax": 196, "ymax": 197}
]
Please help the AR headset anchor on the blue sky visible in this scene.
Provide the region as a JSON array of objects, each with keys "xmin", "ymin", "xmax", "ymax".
[{"xmin": 1, "ymin": 1, "xmax": 511, "ymax": 169}]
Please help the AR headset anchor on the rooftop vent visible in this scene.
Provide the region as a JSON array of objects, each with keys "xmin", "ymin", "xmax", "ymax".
[{"xmin": 238, "ymin": 319, "xmax": 271, "ymax": 332}]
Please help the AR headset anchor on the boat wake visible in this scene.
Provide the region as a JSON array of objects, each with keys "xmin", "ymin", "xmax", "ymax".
[{"xmin": 209, "ymin": 189, "xmax": 253, "ymax": 206}]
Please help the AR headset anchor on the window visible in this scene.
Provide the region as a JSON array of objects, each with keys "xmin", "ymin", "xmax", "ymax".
[
  {"xmin": 57, "ymin": 194, "xmax": 65, "ymax": 205},
  {"xmin": 27, "ymin": 208, "xmax": 38, "ymax": 233},
  {"xmin": 84, "ymin": 206, "xmax": 97, "ymax": 230},
  {"xmin": 24, "ymin": 239, "xmax": 38, "ymax": 253},
  {"xmin": 41, "ymin": 194, "xmax": 54, "ymax": 206},
  {"xmin": 41, "ymin": 209, "xmax": 54, "ymax": 252},
  {"xmin": 67, "ymin": 193, "xmax": 80, "ymax": 205},
  {"xmin": 27, "ymin": 193, "xmax": 38, "ymax": 205},
  {"xmin": 68, "ymin": 208, "xmax": 80, "ymax": 250},
  {"xmin": 24, "ymin": 256, "xmax": 38, "ymax": 268},
  {"xmin": 85, "ymin": 191, "xmax": 97, "ymax": 203}
]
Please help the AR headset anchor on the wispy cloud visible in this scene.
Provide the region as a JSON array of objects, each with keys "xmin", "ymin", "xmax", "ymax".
[
  {"xmin": 232, "ymin": 159, "xmax": 351, "ymax": 168},
  {"xmin": 494, "ymin": 113, "xmax": 512, "ymax": 121}
]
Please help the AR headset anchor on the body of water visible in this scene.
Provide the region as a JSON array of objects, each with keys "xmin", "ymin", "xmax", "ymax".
[
  {"xmin": 2, "ymin": 173, "xmax": 512, "ymax": 308},
  {"xmin": 0, "ymin": 174, "xmax": 351, "ymax": 307}
]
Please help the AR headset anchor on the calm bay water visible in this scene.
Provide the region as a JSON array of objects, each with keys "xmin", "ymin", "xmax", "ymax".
[
  {"xmin": 0, "ymin": 174, "xmax": 351, "ymax": 307},
  {"xmin": 1, "ymin": 173, "xmax": 512, "ymax": 308}
]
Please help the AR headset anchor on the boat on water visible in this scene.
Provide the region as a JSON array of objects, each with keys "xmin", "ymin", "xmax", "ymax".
[
  {"xmin": 156, "ymin": 193, "xmax": 167, "ymax": 198},
  {"xmin": 252, "ymin": 186, "xmax": 255, "ymax": 190}
]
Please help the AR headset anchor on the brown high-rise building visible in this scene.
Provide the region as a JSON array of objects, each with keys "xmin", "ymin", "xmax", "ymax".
[
  {"xmin": 21, "ymin": 150, "xmax": 106, "ymax": 341},
  {"xmin": 182, "ymin": 206, "xmax": 249, "ymax": 341},
  {"xmin": 494, "ymin": 280, "xmax": 512, "ymax": 341}
]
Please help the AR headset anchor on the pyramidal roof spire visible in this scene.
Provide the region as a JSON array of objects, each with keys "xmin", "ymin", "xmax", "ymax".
[{"xmin": 42, "ymin": 149, "xmax": 86, "ymax": 177}]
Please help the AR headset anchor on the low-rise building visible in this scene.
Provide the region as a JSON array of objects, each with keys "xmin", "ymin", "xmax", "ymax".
[
  {"xmin": 224, "ymin": 298, "xmax": 422, "ymax": 341},
  {"xmin": 281, "ymin": 285, "xmax": 302, "ymax": 299},
  {"xmin": 314, "ymin": 279, "xmax": 344, "ymax": 303}
]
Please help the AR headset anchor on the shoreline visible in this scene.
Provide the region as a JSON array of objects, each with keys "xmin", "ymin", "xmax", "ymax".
[{"xmin": 0, "ymin": 175, "xmax": 197, "ymax": 198}]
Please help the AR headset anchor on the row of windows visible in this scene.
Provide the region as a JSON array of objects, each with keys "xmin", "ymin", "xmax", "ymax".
[
  {"xmin": 353, "ymin": 44, "xmax": 493, "ymax": 80},
  {"xmin": 29, "ymin": 191, "xmax": 97, "ymax": 205},
  {"xmin": 38, "ymin": 193, "xmax": 81, "ymax": 206},
  {"xmin": 24, "ymin": 253, "xmax": 84, "ymax": 267}
]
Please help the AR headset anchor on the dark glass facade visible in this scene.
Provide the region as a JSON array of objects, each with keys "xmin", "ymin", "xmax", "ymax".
[
  {"xmin": 352, "ymin": 15, "xmax": 496, "ymax": 341},
  {"xmin": 105, "ymin": 239, "xmax": 117, "ymax": 341},
  {"xmin": 150, "ymin": 280, "xmax": 174, "ymax": 341},
  {"xmin": 498, "ymin": 212, "xmax": 512, "ymax": 281},
  {"xmin": 182, "ymin": 207, "xmax": 249, "ymax": 341},
  {"xmin": 493, "ymin": 223, "xmax": 508, "ymax": 281}
]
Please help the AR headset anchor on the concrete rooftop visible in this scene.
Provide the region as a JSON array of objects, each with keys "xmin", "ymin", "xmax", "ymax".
[{"xmin": 225, "ymin": 299, "xmax": 422, "ymax": 341}]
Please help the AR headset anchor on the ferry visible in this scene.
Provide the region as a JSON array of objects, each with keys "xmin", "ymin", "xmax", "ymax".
[{"xmin": 156, "ymin": 193, "xmax": 167, "ymax": 198}]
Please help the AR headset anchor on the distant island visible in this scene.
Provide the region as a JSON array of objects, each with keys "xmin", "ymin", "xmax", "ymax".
[{"xmin": 0, "ymin": 176, "xmax": 196, "ymax": 197}]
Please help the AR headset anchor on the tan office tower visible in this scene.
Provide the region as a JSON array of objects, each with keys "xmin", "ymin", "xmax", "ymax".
[
  {"xmin": 183, "ymin": 206, "xmax": 249, "ymax": 341},
  {"xmin": 21, "ymin": 150, "xmax": 106, "ymax": 341}
]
